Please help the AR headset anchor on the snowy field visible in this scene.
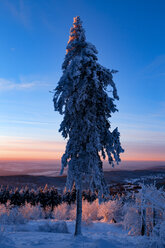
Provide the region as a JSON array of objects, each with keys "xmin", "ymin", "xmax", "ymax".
[
  {"xmin": 0, "ymin": 183, "xmax": 165, "ymax": 248},
  {"xmin": 0, "ymin": 220, "xmax": 152, "ymax": 248},
  {"xmin": 0, "ymin": 174, "xmax": 165, "ymax": 248}
]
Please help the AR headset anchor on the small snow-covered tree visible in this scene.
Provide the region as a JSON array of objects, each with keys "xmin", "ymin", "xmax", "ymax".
[{"xmin": 53, "ymin": 16, "xmax": 124, "ymax": 235}]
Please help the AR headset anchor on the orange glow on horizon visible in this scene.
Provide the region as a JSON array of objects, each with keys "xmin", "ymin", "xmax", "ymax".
[
  {"xmin": 0, "ymin": 136, "xmax": 64, "ymax": 161},
  {"xmin": 0, "ymin": 136, "xmax": 165, "ymax": 162},
  {"xmin": 1, "ymin": 151, "xmax": 165, "ymax": 163}
]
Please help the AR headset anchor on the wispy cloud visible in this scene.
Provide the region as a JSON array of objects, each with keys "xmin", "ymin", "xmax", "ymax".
[
  {"xmin": 0, "ymin": 119, "xmax": 55, "ymax": 126},
  {"xmin": 0, "ymin": 78, "xmax": 35, "ymax": 91},
  {"xmin": 141, "ymin": 54, "xmax": 165, "ymax": 78},
  {"xmin": 0, "ymin": 78, "xmax": 53, "ymax": 92},
  {"xmin": 112, "ymin": 111, "xmax": 165, "ymax": 136},
  {"xmin": 145, "ymin": 55, "xmax": 165, "ymax": 71},
  {"xmin": 5, "ymin": 0, "xmax": 31, "ymax": 29}
]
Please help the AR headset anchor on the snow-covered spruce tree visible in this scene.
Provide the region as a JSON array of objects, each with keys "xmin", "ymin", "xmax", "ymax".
[{"xmin": 53, "ymin": 16, "xmax": 124, "ymax": 235}]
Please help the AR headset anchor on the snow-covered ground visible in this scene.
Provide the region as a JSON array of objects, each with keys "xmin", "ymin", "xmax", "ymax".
[
  {"xmin": 0, "ymin": 220, "xmax": 149, "ymax": 248},
  {"xmin": 124, "ymin": 173, "xmax": 165, "ymax": 184},
  {"xmin": 0, "ymin": 184, "xmax": 165, "ymax": 248}
]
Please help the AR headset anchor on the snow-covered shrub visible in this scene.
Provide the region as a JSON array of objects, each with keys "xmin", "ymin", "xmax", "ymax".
[
  {"xmin": 0, "ymin": 202, "xmax": 25, "ymax": 225},
  {"xmin": 82, "ymin": 200, "xmax": 99, "ymax": 223},
  {"xmin": 0, "ymin": 203, "xmax": 9, "ymax": 215},
  {"xmin": 148, "ymin": 221, "xmax": 165, "ymax": 248},
  {"xmin": 53, "ymin": 200, "xmax": 99, "ymax": 222},
  {"xmin": 0, "ymin": 213, "xmax": 10, "ymax": 225},
  {"xmin": 122, "ymin": 184, "xmax": 165, "ymax": 237},
  {"xmin": 0, "ymin": 202, "xmax": 43, "ymax": 224},
  {"xmin": 0, "ymin": 204, "xmax": 9, "ymax": 225},
  {"xmin": 7, "ymin": 207, "xmax": 27, "ymax": 224},
  {"xmin": 19, "ymin": 202, "xmax": 43, "ymax": 220},
  {"xmin": 98, "ymin": 199, "xmax": 123, "ymax": 223},
  {"xmin": 123, "ymin": 206, "xmax": 141, "ymax": 235},
  {"xmin": 43, "ymin": 206, "xmax": 53, "ymax": 219},
  {"xmin": 83, "ymin": 198, "xmax": 122, "ymax": 223},
  {"xmin": 53, "ymin": 203, "xmax": 76, "ymax": 220},
  {"xmin": 38, "ymin": 221, "xmax": 69, "ymax": 233},
  {"xmin": 53, "ymin": 198, "xmax": 123, "ymax": 223}
]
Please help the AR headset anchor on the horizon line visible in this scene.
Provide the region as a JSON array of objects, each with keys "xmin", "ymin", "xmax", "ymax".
[{"xmin": 0, "ymin": 158, "xmax": 165, "ymax": 163}]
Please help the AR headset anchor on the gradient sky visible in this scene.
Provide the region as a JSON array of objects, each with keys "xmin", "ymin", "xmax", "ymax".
[{"xmin": 0, "ymin": 0, "xmax": 165, "ymax": 163}]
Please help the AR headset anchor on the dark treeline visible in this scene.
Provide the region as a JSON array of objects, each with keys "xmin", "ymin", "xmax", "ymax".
[
  {"xmin": 0, "ymin": 183, "xmax": 142, "ymax": 210},
  {"xmin": 0, "ymin": 184, "xmax": 97, "ymax": 210}
]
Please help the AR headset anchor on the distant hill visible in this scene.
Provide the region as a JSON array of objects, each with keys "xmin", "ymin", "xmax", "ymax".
[
  {"xmin": 0, "ymin": 169, "xmax": 165, "ymax": 189},
  {"xmin": 0, "ymin": 160, "xmax": 164, "ymax": 177}
]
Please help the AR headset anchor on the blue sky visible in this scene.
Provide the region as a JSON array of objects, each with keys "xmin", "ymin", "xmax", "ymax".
[{"xmin": 0, "ymin": 0, "xmax": 165, "ymax": 162}]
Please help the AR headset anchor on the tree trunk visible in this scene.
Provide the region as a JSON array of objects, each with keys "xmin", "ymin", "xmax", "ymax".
[
  {"xmin": 74, "ymin": 182, "xmax": 82, "ymax": 236},
  {"xmin": 153, "ymin": 207, "xmax": 156, "ymax": 227},
  {"xmin": 141, "ymin": 208, "xmax": 146, "ymax": 236}
]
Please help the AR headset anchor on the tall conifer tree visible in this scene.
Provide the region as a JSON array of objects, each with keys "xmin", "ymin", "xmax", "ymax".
[{"xmin": 53, "ymin": 16, "xmax": 124, "ymax": 235}]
